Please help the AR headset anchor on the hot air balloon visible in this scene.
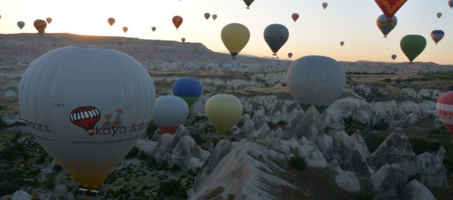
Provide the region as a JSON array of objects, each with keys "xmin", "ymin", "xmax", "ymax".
[
  {"xmin": 122, "ymin": 27, "xmax": 128, "ymax": 33},
  {"xmin": 449, "ymin": 0, "xmax": 453, "ymax": 9},
  {"xmin": 264, "ymin": 24, "xmax": 289, "ymax": 56},
  {"xmin": 221, "ymin": 23, "xmax": 250, "ymax": 59},
  {"xmin": 244, "ymin": 0, "xmax": 254, "ymax": 9},
  {"xmin": 18, "ymin": 46, "xmax": 156, "ymax": 188},
  {"xmin": 173, "ymin": 16, "xmax": 183, "ymax": 30},
  {"xmin": 292, "ymin": 13, "xmax": 299, "ymax": 22},
  {"xmin": 213, "ymin": 14, "xmax": 218, "ymax": 20},
  {"xmin": 17, "ymin": 21, "xmax": 25, "ymax": 30},
  {"xmin": 118, "ymin": 41, "xmax": 123, "ymax": 47},
  {"xmin": 152, "ymin": 27, "xmax": 156, "ymax": 32},
  {"xmin": 46, "ymin": 17, "xmax": 52, "ymax": 24},
  {"xmin": 205, "ymin": 94, "xmax": 243, "ymax": 135},
  {"xmin": 437, "ymin": 12, "xmax": 442, "ymax": 19},
  {"xmin": 431, "ymin": 30, "xmax": 445, "ymax": 45},
  {"xmin": 436, "ymin": 91, "xmax": 453, "ymax": 138},
  {"xmin": 400, "ymin": 35, "xmax": 426, "ymax": 64},
  {"xmin": 204, "ymin": 13, "xmax": 210, "ymax": 20},
  {"xmin": 288, "ymin": 53, "xmax": 293, "ymax": 59},
  {"xmin": 181, "ymin": 38, "xmax": 186, "ymax": 43},
  {"xmin": 287, "ymin": 56, "xmax": 345, "ymax": 114},
  {"xmin": 375, "ymin": 0, "xmax": 407, "ymax": 19},
  {"xmin": 231, "ymin": 63, "xmax": 236, "ymax": 68},
  {"xmin": 322, "ymin": 2, "xmax": 328, "ymax": 9},
  {"xmin": 34, "ymin": 19, "xmax": 47, "ymax": 36},
  {"xmin": 153, "ymin": 96, "xmax": 189, "ymax": 134},
  {"xmin": 340, "ymin": 41, "xmax": 345, "ymax": 46},
  {"xmin": 391, "ymin": 54, "xmax": 397, "ymax": 60},
  {"xmin": 376, "ymin": 14, "xmax": 397, "ymax": 38},
  {"xmin": 108, "ymin": 18, "xmax": 115, "ymax": 26},
  {"xmin": 172, "ymin": 77, "xmax": 203, "ymax": 108}
]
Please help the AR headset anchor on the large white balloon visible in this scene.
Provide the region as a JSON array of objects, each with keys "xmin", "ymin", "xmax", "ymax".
[
  {"xmin": 18, "ymin": 46, "xmax": 156, "ymax": 188},
  {"xmin": 153, "ymin": 96, "xmax": 189, "ymax": 134},
  {"xmin": 287, "ymin": 55, "xmax": 345, "ymax": 114}
]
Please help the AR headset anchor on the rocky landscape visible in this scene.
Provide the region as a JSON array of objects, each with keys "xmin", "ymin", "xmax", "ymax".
[{"xmin": 0, "ymin": 33, "xmax": 453, "ymax": 200}]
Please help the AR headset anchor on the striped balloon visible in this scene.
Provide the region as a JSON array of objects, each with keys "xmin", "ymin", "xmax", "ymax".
[
  {"xmin": 431, "ymin": 30, "xmax": 444, "ymax": 45},
  {"xmin": 173, "ymin": 16, "xmax": 183, "ymax": 30},
  {"xmin": 34, "ymin": 19, "xmax": 47, "ymax": 36},
  {"xmin": 436, "ymin": 91, "xmax": 453, "ymax": 137},
  {"xmin": 205, "ymin": 94, "xmax": 243, "ymax": 135},
  {"xmin": 221, "ymin": 23, "xmax": 250, "ymax": 59},
  {"xmin": 70, "ymin": 106, "xmax": 101, "ymax": 136},
  {"xmin": 376, "ymin": 14, "xmax": 397, "ymax": 38},
  {"xmin": 172, "ymin": 77, "xmax": 203, "ymax": 108}
]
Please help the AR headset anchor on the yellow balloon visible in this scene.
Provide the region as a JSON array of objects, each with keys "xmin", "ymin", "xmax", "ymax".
[
  {"xmin": 205, "ymin": 94, "xmax": 243, "ymax": 135},
  {"xmin": 221, "ymin": 23, "xmax": 250, "ymax": 59}
]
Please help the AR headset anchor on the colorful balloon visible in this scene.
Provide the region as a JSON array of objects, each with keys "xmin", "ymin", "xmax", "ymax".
[
  {"xmin": 437, "ymin": 12, "xmax": 442, "ymax": 19},
  {"xmin": 391, "ymin": 54, "xmax": 397, "ymax": 60},
  {"xmin": 108, "ymin": 18, "xmax": 115, "ymax": 26},
  {"xmin": 46, "ymin": 17, "xmax": 52, "ymax": 24},
  {"xmin": 340, "ymin": 41, "xmax": 345, "ymax": 46},
  {"xmin": 181, "ymin": 38, "xmax": 186, "ymax": 43},
  {"xmin": 400, "ymin": 35, "xmax": 426, "ymax": 64},
  {"xmin": 287, "ymin": 56, "xmax": 345, "ymax": 114},
  {"xmin": 172, "ymin": 77, "xmax": 203, "ymax": 108},
  {"xmin": 205, "ymin": 94, "xmax": 243, "ymax": 135},
  {"xmin": 123, "ymin": 27, "xmax": 128, "ymax": 33},
  {"xmin": 173, "ymin": 16, "xmax": 183, "ymax": 30},
  {"xmin": 431, "ymin": 30, "xmax": 445, "ymax": 45},
  {"xmin": 152, "ymin": 27, "xmax": 156, "ymax": 32},
  {"xmin": 17, "ymin": 21, "xmax": 25, "ymax": 30},
  {"xmin": 213, "ymin": 14, "xmax": 218, "ymax": 20},
  {"xmin": 288, "ymin": 52, "xmax": 293, "ymax": 59},
  {"xmin": 153, "ymin": 96, "xmax": 189, "ymax": 134},
  {"xmin": 322, "ymin": 2, "xmax": 328, "ymax": 9},
  {"xmin": 18, "ymin": 46, "xmax": 156, "ymax": 188},
  {"xmin": 204, "ymin": 13, "xmax": 210, "ymax": 20},
  {"xmin": 374, "ymin": 0, "xmax": 407, "ymax": 19},
  {"xmin": 34, "ymin": 19, "xmax": 47, "ymax": 36},
  {"xmin": 376, "ymin": 14, "xmax": 397, "ymax": 38},
  {"xmin": 221, "ymin": 23, "xmax": 250, "ymax": 59},
  {"xmin": 436, "ymin": 91, "xmax": 453, "ymax": 138},
  {"xmin": 244, "ymin": 0, "xmax": 254, "ymax": 9},
  {"xmin": 264, "ymin": 24, "xmax": 289, "ymax": 56},
  {"xmin": 292, "ymin": 13, "xmax": 299, "ymax": 22}
]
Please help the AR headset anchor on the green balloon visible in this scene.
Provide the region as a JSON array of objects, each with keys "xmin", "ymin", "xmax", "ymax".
[
  {"xmin": 244, "ymin": 0, "xmax": 254, "ymax": 8},
  {"xmin": 400, "ymin": 35, "xmax": 426, "ymax": 64}
]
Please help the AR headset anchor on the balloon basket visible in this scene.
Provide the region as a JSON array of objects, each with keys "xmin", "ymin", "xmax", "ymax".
[{"xmin": 76, "ymin": 188, "xmax": 101, "ymax": 200}]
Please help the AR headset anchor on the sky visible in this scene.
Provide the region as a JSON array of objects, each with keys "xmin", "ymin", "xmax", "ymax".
[{"xmin": 0, "ymin": 0, "xmax": 452, "ymax": 64}]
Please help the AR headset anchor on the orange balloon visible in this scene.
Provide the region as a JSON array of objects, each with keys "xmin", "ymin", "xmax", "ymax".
[{"xmin": 34, "ymin": 19, "xmax": 47, "ymax": 35}]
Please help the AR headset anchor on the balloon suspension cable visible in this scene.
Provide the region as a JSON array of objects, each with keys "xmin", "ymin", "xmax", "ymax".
[
  {"xmin": 232, "ymin": 56, "xmax": 236, "ymax": 60},
  {"xmin": 410, "ymin": 61, "xmax": 413, "ymax": 64}
]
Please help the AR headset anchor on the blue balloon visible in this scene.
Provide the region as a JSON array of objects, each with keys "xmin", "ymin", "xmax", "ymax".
[
  {"xmin": 231, "ymin": 63, "xmax": 236, "ymax": 68},
  {"xmin": 173, "ymin": 77, "xmax": 202, "ymax": 97}
]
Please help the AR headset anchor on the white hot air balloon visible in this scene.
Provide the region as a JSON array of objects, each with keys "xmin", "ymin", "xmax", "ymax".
[
  {"xmin": 152, "ymin": 96, "xmax": 189, "ymax": 134},
  {"xmin": 287, "ymin": 55, "xmax": 345, "ymax": 114},
  {"xmin": 18, "ymin": 46, "xmax": 156, "ymax": 188}
]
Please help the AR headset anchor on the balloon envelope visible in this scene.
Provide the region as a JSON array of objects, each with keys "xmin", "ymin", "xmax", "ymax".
[
  {"xmin": 152, "ymin": 27, "xmax": 156, "ymax": 32},
  {"xmin": 17, "ymin": 21, "xmax": 25, "ymax": 30},
  {"xmin": 374, "ymin": 0, "xmax": 407, "ymax": 19},
  {"xmin": 292, "ymin": 13, "xmax": 299, "ymax": 22},
  {"xmin": 221, "ymin": 23, "xmax": 250, "ymax": 59},
  {"xmin": 449, "ymin": 0, "xmax": 453, "ymax": 9},
  {"xmin": 287, "ymin": 56, "xmax": 346, "ymax": 114},
  {"xmin": 153, "ymin": 96, "xmax": 189, "ymax": 134},
  {"xmin": 436, "ymin": 91, "xmax": 453, "ymax": 137},
  {"xmin": 322, "ymin": 2, "xmax": 328, "ymax": 9},
  {"xmin": 108, "ymin": 18, "xmax": 115, "ymax": 26},
  {"xmin": 34, "ymin": 20, "xmax": 47, "ymax": 35},
  {"xmin": 391, "ymin": 54, "xmax": 397, "ymax": 60},
  {"xmin": 400, "ymin": 35, "xmax": 426, "ymax": 63},
  {"xmin": 244, "ymin": 0, "xmax": 254, "ymax": 9},
  {"xmin": 340, "ymin": 41, "xmax": 344, "ymax": 46},
  {"xmin": 46, "ymin": 17, "xmax": 52, "ymax": 24},
  {"xmin": 123, "ymin": 27, "xmax": 128, "ymax": 33},
  {"xmin": 204, "ymin": 13, "xmax": 210, "ymax": 20},
  {"xmin": 213, "ymin": 14, "xmax": 218, "ymax": 20},
  {"xmin": 431, "ymin": 30, "xmax": 445, "ymax": 45},
  {"xmin": 18, "ymin": 46, "xmax": 156, "ymax": 188},
  {"xmin": 376, "ymin": 14, "xmax": 397, "ymax": 38},
  {"xmin": 181, "ymin": 38, "xmax": 186, "ymax": 43},
  {"xmin": 288, "ymin": 53, "xmax": 293, "ymax": 59},
  {"xmin": 264, "ymin": 24, "xmax": 289, "ymax": 56},
  {"xmin": 205, "ymin": 94, "xmax": 243, "ymax": 135},
  {"xmin": 173, "ymin": 16, "xmax": 183, "ymax": 30},
  {"xmin": 172, "ymin": 77, "xmax": 203, "ymax": 108},
  {"xmin": 437, "ymin": 12, "xmax": 442, "ymax": 19}
]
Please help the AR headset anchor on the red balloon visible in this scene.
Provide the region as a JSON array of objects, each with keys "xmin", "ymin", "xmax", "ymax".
[
  {"xmin": 374, "ymin": 0, "xmax": 407, "ymax": 19},
  {"xmin": 436, "ymin": 91, "xmax": 453, "ymax": 137},
  {"xmin": 204, "ymin": 13, "xmax": 210, "ymax": 20},
  {"xmin": 292, "ymin": 13, "xmax": 299, "ymax": 22},
  {"xmin": 181, "ymin": 38, "xmax": 186, "ymax": 43},
  {"xmin": 173, "ymin": 16, "xmax": 183, "ymax": 30}
]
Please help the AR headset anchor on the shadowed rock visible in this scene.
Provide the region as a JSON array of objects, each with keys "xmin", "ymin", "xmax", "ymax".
[
  {"xmin": 330, "ymin": 131, "xmax": 370, "ymax": 176},
  {"xmin": 335, "ymin": 171, "xmax": 360, "ymax": 193},
  {"xmin": 50, "ymin": 185, "xmax": 70, "ymax": 200},
  {"xmin": 416, "ymin": 152, "xmax": 447, "ymax": 188},
  {"xmin": 350, "ymin": 130, "xmax": 370, "ymax": 159},
  {"xmin": 371, "ymin": 164, "xmax": 406, "ymax": 200},
  {"xmin": 398, "ymin": 180, "xmax": 436, "ymax": 200}
]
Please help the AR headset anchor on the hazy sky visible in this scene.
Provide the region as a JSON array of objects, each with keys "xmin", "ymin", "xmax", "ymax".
[{"xmin": 0, "ymin": 0, "xmax": 452, "ymax": 64}]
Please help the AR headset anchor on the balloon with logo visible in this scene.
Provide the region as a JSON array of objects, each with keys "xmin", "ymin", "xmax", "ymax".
[
  {"xmin": 437, "ymin": 12, "xmax": 442, "ymax": 19},
  {"xmin": 46, "ymin": 17, "xmax": 52, "ymax": 24},
  {"xmin": 153, "ymin": 96, "xmax": 189, "ymax": 134},
  {"xmin": 436, "ymin": 91, "xmax": 453, "ymax": 138},
  {"xmin": 292, "ymin": 13, "xmax": 299, "ymax": 22},
  {"xmin": 377, "ymin": 14, "xmax": 397, "ymax": 38},
  {"xmin": 108, "ymin": 18, "xmax": 115, "ymax": 26},
  {"xmin": 391, "ymin": 54, "xmax": 397, "ymax": 60},
  {"xmin": 152, "ymin": 27, "xmax": 156, "ymax": 32},
  {"xmin": 213, "ymin": 14, "xmax": 218, "ymax": 20},
  {"xmin": 205, "ymin": 94, "xmax": 243, "ymax": 135},
  {"xmin": 340, "ymin": 41, "xmax": 344, "ymax": 46},
  {"xmin": 172, "ymin": 77, "xmax": 203, "ymax": 108},
  {"xmin": 34, "ymin": 19, "xmax": 47, "ymax": 36},
  {"xmin": 287, "ymin": 56, "xmax": 346, "ymax": 114},
  {"xmin": 244, "ymin": 0, "xmax": 254, "ymax": 9},
  {"xmin": 123, "ymin": 27, "xmax": 128, "ymax": 33},
  {"xmin": 322, "ymin": 2, "xmax": 328, "ymax": 9},
  {"xmin": 431, "ymin": 30, "xmax": 444, "ymax": 45},
  {"xmin": 374, "ymin": 0, "xmax": 407, "ymax": 19},
  {"xmin": 400, "ymin": 35, "xmax": 426, "ymax": 64},
  {"xmin": 17, "ymin": 21, "xmax": 25, "ymax": 30},
  {"xmin": 173, "ymin": 16, "xmax": 183, "ymax": 30},
  {"xmin": 204, "ymin": 13, "xmax": 210, "ymax": 20},
  {"xmin": 264, "ymin": 24, "xmax": 289, "ymax": 56},
  {"xmin": 221, "ymin": 23, "xmax": 250, "ymax": 59},
  {"xmin": 18, "ymin": 46, "xmax": 156, "ymax": 188},
  {"xmin": 288, "ymin": 52, "xmax": 293, "ymax": 59}
]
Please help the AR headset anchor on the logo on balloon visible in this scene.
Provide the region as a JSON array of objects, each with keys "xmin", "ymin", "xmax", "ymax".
[{"xmin": 70, "ymin": 106, "xmax": 101, "ymax": 136}]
